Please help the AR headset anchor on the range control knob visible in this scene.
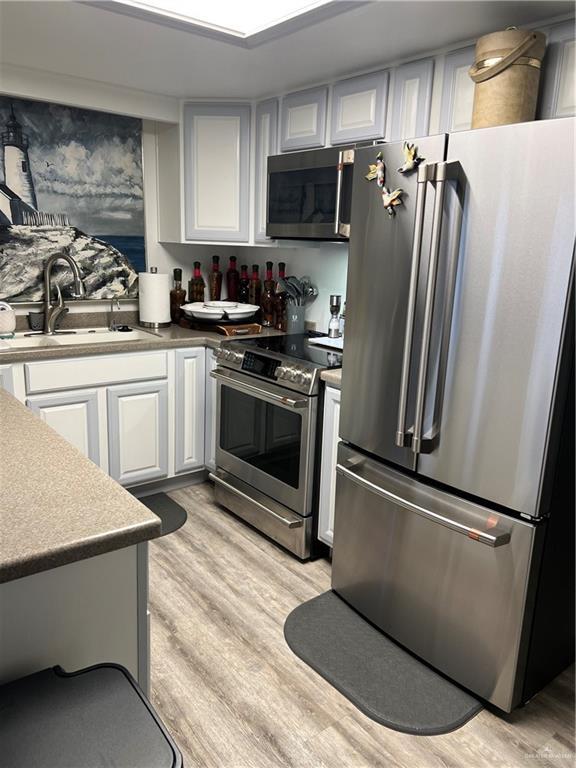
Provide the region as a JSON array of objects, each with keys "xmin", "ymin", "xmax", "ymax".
[
  {"xmin": 276, "ymin": 365, "xmax": 289, "ymax": 379},
  {"xmin": 232, "ymin": 351, "xmax": 243, "ymax": 364},
  {"xmin": 287, "ymin": 366, "xmax": 299, "ymax": 382}
]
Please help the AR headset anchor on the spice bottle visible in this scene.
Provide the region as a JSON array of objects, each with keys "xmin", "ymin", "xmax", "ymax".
[
  {"xmin": 188, "ymin": 261, "xmax": 206, "ymax": 303},
  {"xmin": 208, "ymin": 255, "xmax": 223, "ymax": 301},
  {"xmin": 226, "ymin": 256, "xmax": 239, "ymax": 302},
  {"xmin": 238, "ymin": 265, "xmax": 250, "ymax": 303},
  {"xmin": 170, "ymin": 268, "xmax": 186, "ymax": 323},
  {"xmin": 261, "ymin": 261, "xmax": 275, "ymax": 327}
]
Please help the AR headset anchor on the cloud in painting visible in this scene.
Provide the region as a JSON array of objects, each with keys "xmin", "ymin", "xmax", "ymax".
[{"xmin": 0, "ymin": 97, "xmax": 144, "ymax": 236}]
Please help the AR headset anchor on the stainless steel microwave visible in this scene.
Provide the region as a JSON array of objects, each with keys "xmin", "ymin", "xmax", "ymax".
[{"xmin": 266, "ymin": 146, "xmax": 354, "ymax": 240}]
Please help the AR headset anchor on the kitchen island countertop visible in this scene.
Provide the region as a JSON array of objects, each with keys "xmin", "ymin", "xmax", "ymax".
[{"xmin": 0, "ymin": 389, "xmax": 162, "ymax": 583}]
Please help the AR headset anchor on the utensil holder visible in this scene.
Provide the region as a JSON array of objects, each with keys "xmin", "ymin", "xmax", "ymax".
[{"xmin": 286, "ymin": 305, "xmax": 305, "ymax": 334}]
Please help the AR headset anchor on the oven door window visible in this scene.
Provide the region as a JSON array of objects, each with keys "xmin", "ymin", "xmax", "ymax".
[
  {"xmin": 220, "ymin": 386, "xmax": 302, "ymax": 489},
  {"xmin": 268, "ymin": 166, "xmax": 337, "ymax": 225}
]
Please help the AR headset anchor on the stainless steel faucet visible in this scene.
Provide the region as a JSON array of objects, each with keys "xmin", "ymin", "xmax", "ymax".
[
  {"xmin": 109, "ymin": 297, "xmax": 121, "ymax": 331},
  {"xmin": 43, "ymin": 252, "xmax": 86, "ymax": 334}
]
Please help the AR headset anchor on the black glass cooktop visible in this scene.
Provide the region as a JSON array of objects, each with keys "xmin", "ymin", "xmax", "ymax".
[{"xmin": 237, "ymin": 333, "xmax": 343, "ymax": 369}]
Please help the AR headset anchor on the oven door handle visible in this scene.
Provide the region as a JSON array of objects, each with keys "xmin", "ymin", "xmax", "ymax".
[{"xmin": 210, "ymin": 369, "xmax": 309, "ymax": 409}]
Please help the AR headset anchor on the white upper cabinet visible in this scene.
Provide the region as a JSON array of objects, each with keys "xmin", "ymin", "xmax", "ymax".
[
  {"xmin": 540, "ymin": 21, "xmax": 576, "ymax": 119},
  {"xmin": 183, "ymin": 103, "xmax": 251, "ymax": 242},
  {"xmin": 280, "ymin": 87, "xmax": 328, "ymax": 151},
  {"xmin": 254, "ymin": 99, "xmax": 278, "ymax": 242},
  {"xmin": 439, "ymin": 46, "xmax": 475, "ymax": 132},
  {"xmin": 389, "ymin": 58, "xmax": 434, "ymax": 140},
  {"xmin": 330, "ymin": 70, "xmax": 389, "ymax": 144}
]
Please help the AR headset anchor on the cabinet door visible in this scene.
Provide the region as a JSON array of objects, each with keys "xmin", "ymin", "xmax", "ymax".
[
  {"xmin": 389, "ymin": 58, "xmax": 434, "ymax": 140},
  {"xmin": 540, "ymin": 21, "xmax": 575, "ymax": 119},
  {"xmin": 318, "ymin": 386, "xmax": 341, "ymax": 547},
  {"xmin": 0, "ymin": 365, "xmax": 14, "ymax": 394},
  {"xmin": 439, "ymin": 47, "xmax": 475, "ymax": 132},
  {"xmin": 174, "ymin": 348, "xmax": 206, "ymax": 474},
  {"xmin": 280, "ymin": 87, "xmax": 328, "ymax": 151},
  {"xmin": 254, "ymin": 99, "xmax": 278, "ymax": 242},
  {"xmin": 204, "ymin": 348, "xmax": 218, "ymax": 471},
  {"xmin": 107, "ymin": 380, "xmax": 168, "ymax": 486},
  {"xmin": 330, "ymin": 70, "xmax": 389, "ymax": 145},
  {"xmin": 183, "ymin": 103, "xmax": 251, "ymax": 242},
  {"xmin": 27, "ymin": 389, "xmax": 100, "ymax": 465}
]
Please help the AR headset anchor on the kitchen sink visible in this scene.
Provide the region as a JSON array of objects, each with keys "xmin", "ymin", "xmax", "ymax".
[{"xmin": 0, "ymin": 327, "xmax": 161, "ymax": 350}]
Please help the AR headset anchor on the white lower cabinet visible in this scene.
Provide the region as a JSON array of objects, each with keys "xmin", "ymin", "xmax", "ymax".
[
  {"xmin": 174, "ymin": 347, "xmax": 206, "ymax": 474},
  {"xmin": 20, "ymin": 347, "xmax": 212, "ymax": 487},
  {"xmin": 204, "ymin": 348, "xmax": 218, "ymax": 471},
  {"xmin": 318, "ymin": 385, "xmax": 341, "ymax": 547},
  {"xmin": 107, "ymin": 380, "xmax": 169, "ymax": 486},
  {"xmin": 0, "ymin": 364, "xmax": 14, "ymax": 394},
  {"xmin": 27, "ymin": 389, "xmax": 101, "ymax": 465}
]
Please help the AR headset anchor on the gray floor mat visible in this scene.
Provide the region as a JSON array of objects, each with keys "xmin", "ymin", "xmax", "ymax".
[
  {"xmin": 284, "ymin": 590, "xmax": 482, "ymax": 736},
  {"xmin": 140, "ymin": 493, "xmax": 187, "ymax": 537}
]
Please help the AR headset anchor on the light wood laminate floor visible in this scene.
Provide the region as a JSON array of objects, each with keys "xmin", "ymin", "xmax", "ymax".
[{"xmin": 149, "ymin": 483, "xmax": 575, "ymax": 768}]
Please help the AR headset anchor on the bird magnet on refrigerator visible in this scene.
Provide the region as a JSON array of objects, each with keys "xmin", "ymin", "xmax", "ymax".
[
  {"xmin": 365, "ymin": 151, "xmax": 385, "ymax": 186},
  {"xmin": 366, "ymin": 151, "xmax": 404, "ymax": 216},
  {"xmin": 397, "ymin": 142, "xmax": 424, "ymax": 174}
]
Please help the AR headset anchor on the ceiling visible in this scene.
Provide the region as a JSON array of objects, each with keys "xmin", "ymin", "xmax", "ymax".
[{"xmin": 0, "ymin": 1, "xmax": 572, "ymax": 100}]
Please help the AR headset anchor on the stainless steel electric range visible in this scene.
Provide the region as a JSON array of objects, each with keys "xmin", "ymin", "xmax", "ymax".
[{"xmin": 209, "ymin": 333, "xmax": 343, "ymax": 559}]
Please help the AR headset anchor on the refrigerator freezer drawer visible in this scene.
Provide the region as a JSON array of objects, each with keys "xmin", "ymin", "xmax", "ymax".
[{"xmin": 331, "ymin": 443, "xmax": 538, "ymax": 712}]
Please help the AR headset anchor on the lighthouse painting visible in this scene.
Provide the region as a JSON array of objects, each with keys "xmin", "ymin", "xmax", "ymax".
[{"xmin": 0, "ymin": 96, "xmax": 144, "ymax": 302}]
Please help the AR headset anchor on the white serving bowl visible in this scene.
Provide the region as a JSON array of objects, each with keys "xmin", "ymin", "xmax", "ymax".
[{"xmin": 181, "ymin": 302, "xmax": 259, "ymax": 322}]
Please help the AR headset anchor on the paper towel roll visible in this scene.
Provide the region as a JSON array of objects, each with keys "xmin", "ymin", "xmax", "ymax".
[{"xmin": 138, "ymin": 271, "xmax": 171, "ymax": 327}]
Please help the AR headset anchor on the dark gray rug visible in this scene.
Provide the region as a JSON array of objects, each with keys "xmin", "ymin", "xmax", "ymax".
[
  {"xmin": 284, "ymin": 591, "xmax": 482, "ymax": 735},
  {"xmin": 140, "ymin": 493, "xmax": 188, "ymax": 537}
]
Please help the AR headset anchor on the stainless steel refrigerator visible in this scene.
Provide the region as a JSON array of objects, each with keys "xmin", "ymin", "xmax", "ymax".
[{"xmin": 332, "ymin": 118, "xmax": 575, "ymax": 712}]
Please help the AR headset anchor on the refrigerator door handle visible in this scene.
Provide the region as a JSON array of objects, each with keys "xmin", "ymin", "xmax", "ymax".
[
  {"xmin": 396, "ymin": 162, "xmax": 435, "ymax": 448},
  {"xmin": 336, "ymin": 463, "xmax": 511, "ymax": 547},
  {"xmin": 412, "ymin": 161, "xmax": 461, "ymax": 454}
]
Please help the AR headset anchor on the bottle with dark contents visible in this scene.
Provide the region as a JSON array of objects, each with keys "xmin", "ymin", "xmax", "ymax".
[
  {"xmin": 226, "ymin": 255, "xmax": 239, "ymax": 302},
  {"xmin": 170, "ymin": 268, "xmax": 186, "ymax": 323},
  {"xmin": 274, "ymin": 261, "xmax": 287, "ymax": 331},
  {"xmin": 248, "ymin": 264, "xmax": 262, "ymax": 307},
  {"xmin": 208, "ymin": 255, "xmax": 223, "ymax": 301},
  {"xmin": 238, "ymin": 265, "xmax": 250, "ymax": 303},
  {"xmin": 188, "ymin": 261, "xmax": 206, "ymax": 303},
  {"xmin": 261, "ymin": 261, "xmax": 275, "ymax": 327}
]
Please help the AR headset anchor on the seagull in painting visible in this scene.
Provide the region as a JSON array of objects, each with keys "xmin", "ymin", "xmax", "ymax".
[
  {"xmin": 381, "ymin": 186, "xmax": 404, "ymax": 216},
  {"xmin": 397, "ymin": 142, "xmax": 424, "ymax": 174}
]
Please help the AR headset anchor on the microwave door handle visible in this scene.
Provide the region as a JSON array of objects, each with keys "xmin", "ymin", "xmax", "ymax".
[
  {"xmin": 334, "ymin": 151, "xmax": 344, "ymax": 236},
  {"xmin": 334, "ymin": 149, "xmax": 354, "ymax": 238},
  {"xmin": 411, "ymin": 161, "xmax": 461, "ymax": 455},
  {"xmin": 396, "ymin": 163, "xmax": 433, "ymax": 448}
]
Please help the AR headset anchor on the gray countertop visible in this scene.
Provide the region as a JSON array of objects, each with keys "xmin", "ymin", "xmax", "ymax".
[
  {"xmin": 0, "ymin": 324, "xmax": 284, "ymax": 365},
  {"xmin": 0, "ymin": 389, "xmax": 162, "ymax": 583},
  {"xmin": 320, "ymin": 368, "xmax": 342, "ymax": 389}
]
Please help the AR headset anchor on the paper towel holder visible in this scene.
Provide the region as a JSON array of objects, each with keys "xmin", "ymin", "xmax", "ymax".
[{"xmin": 138, "ymin": 266, "xmax": 172, "ymax": 329}]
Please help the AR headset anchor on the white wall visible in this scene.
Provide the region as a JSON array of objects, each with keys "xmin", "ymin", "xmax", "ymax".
[{"xmin": 238, "ymin": 243, "xmax": 348, "ymax": 332}]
